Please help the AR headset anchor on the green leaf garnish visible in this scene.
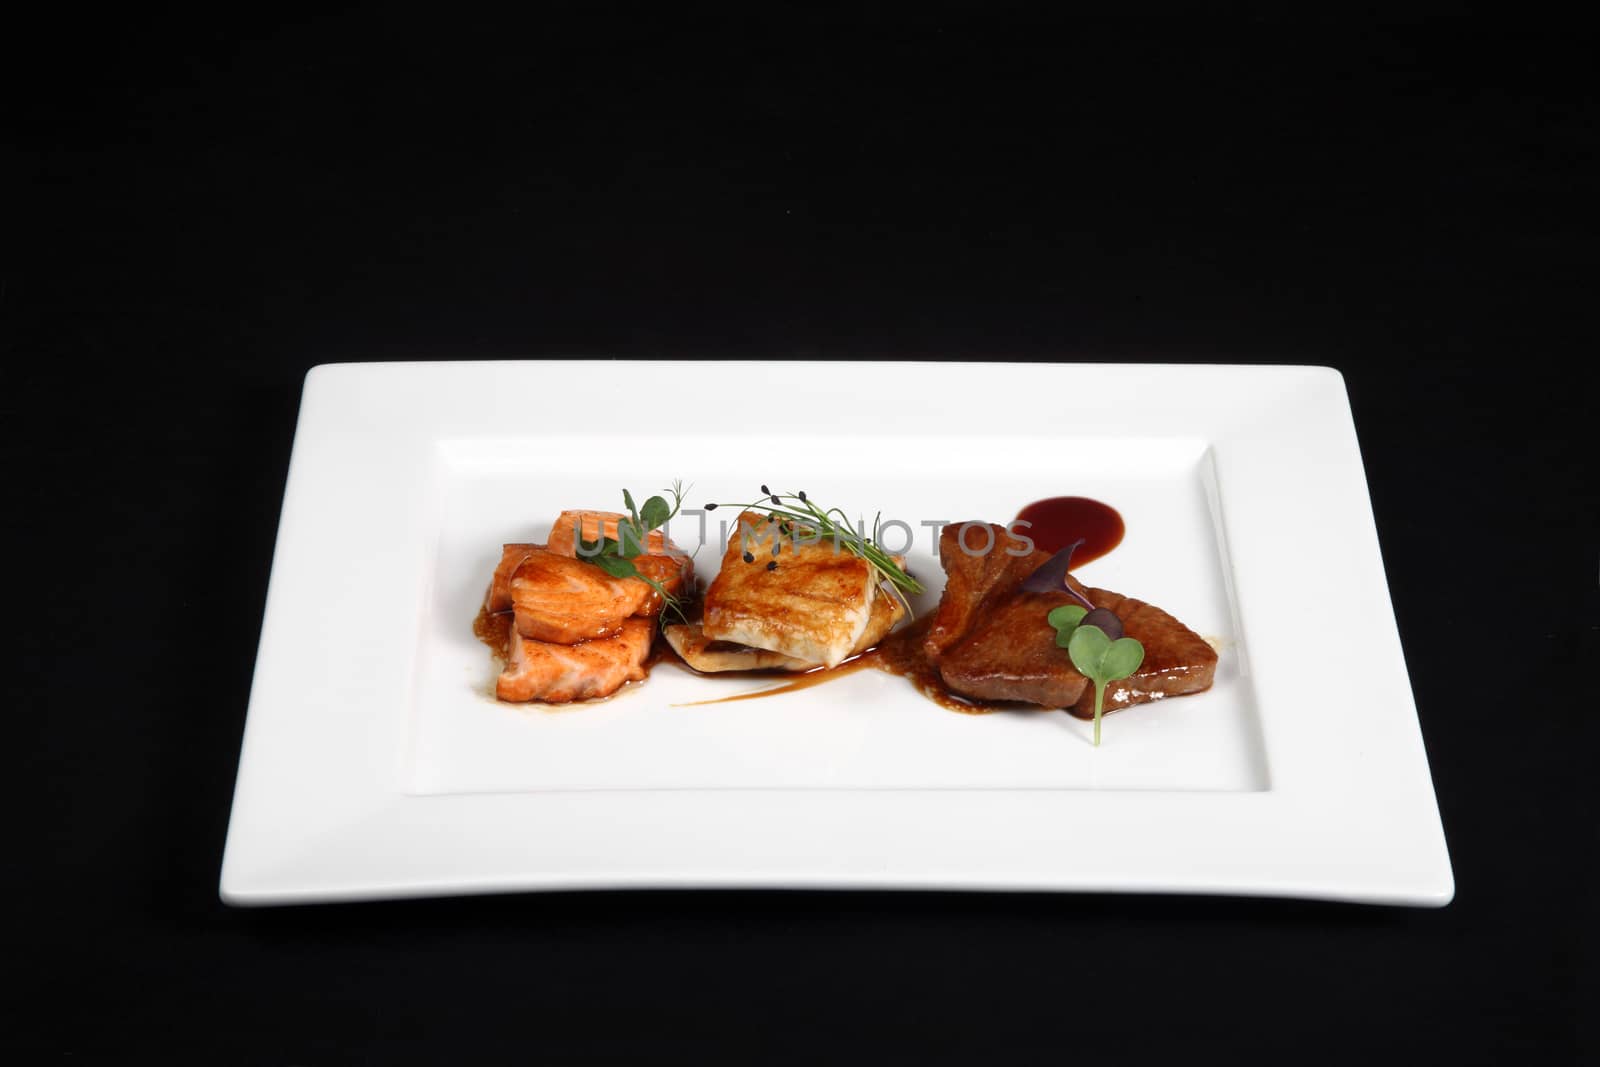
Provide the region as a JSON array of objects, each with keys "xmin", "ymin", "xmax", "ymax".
[
  {"xmin": 1099, "ymin": 636, "xmax": 1145, "ymax": 679},
  {"xmin": 586, "ymin": 552, "xmax": 639, "ymax": 581},
  {"xmin": 578, "ymin": 481, "xmax": 690, "ymax": 626},
  {"xmin": 639, "ymin": 495, "xmax": 672, "ymax": 533},
  {"xmin": 1046, "ymin": 604, "xmax": 1087, "ymax": 647},
  {"xmin": 1057, "ymin": 616, "xmax": 1145, "ymax": 747}
]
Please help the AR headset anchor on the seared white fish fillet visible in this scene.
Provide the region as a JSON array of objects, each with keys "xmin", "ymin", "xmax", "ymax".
[
  {"xmin": 666, "ymin": 590, "xmax": 905, "ymax": 672},
  {"xmin": 701, "ymin": 511, "xmax": 877, "ymax": 668}
]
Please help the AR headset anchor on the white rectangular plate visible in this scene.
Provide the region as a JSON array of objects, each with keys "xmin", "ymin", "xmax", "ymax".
[{"xmin": 221, "ymin": 361, "xmax": 1453, "ymax": 906}]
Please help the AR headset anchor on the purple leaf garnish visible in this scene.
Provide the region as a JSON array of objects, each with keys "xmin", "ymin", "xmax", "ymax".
[
  {"xmin": 1080, "ymin": 607, "xmax": 1124, "ymax": 640},
  {"xmin": 1020, "ymin": 537, "xmax": 1095, "ymax": 609}
]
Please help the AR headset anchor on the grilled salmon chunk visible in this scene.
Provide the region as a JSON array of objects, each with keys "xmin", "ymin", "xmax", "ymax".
[
  {"xmin": 496, "ymin": 617, "xmax": 655, "ymax": 703},
  {"xmin": 665, "ymin": 590, "xmax": 905, "ymax": 672},
  {"xmin": 701, "ymin": 511, "xmax": 878, "ymax": 668},
  {"xmin": 546, "ymin": 510, "xmax": 695, "ymax": 620},
  {"xmin": 510, "ymin": 548, "xmax": 653, "ymax": 644},
  {"xmin": 485, "ymin": 543, "xmax": 543, "ymax": 614},
  {"xmin": 547, "ymin": 509, "xmax": 674, "ymax": 558},
  {"xmin": 507, "ymin": 533, "xmax": 693, "ymax": 643},
  {"xmin": 625, "ymin": 551, "xmax": 696, "ymax": 621}
]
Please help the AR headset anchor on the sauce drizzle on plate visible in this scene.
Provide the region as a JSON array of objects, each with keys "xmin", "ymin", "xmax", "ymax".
[{"xmin": 673, "ymin": 616, "xmax": 1004, "ymax": 713}]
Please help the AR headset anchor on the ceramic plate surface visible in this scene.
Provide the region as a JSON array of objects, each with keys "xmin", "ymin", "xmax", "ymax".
[{"xmin": 220, "ymin": 361, "xmax": 1453, "ymax": 906}]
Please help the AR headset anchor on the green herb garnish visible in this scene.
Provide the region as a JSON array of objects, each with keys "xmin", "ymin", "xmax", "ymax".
[
  {"xmin": 577, "ymin": 481, "xmax": 689, "ymax": 625},
  {"xmin": 704, "ymin": 487, "xmax": 923, "ymax": 617},
  {"xmin": 1046, "ymin": 604, "xmax": 1088, "ymax": 646},
  {"xmin": 1047, "ymin": 604, "xmax": 1144, "ymax": 746}
]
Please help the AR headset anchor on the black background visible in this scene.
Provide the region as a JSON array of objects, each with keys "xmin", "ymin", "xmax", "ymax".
[{"xmin": 8, "ymin": 9, "xmax": 1593, "ymax": 1065}]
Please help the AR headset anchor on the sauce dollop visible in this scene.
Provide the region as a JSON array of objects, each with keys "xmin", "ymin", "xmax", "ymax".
[{"xmin": 1014, "ymin": 496, "xmax": 1124, "ymax": 563}]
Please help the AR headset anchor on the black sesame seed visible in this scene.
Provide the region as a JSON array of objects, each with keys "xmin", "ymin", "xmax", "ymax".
[
  {"xmin": 743, "ymin": 551, "xmax": 755, "ymax": 563},
  {"xmin": 797, "ymin": 490, "xmax": 807, "ymax": 502},
  {"xmin": 760, "ymin": 484, "xmax": 771, "ymax": 495},
  {"xmin": 770, "ymin": 495, "xmax": 781, "ymax": 505},
  {"xmin": 704, "ymin": 502, "xmax": 718, "ymax": 511},
  {"xmin": 767, "ymin": 561, "xmax": 778, "ymax": 571}
]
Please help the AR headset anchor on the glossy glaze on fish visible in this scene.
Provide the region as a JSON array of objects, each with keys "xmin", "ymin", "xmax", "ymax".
[
  {"xmin": 928, "ymin": 523, "xmax": 1217, "ymax": 714},
  {"xmin": 497, "ymin": 617, "xmax": 655, "ymax": 703},
  {"xmin": 701, "ymin": 511, "xmax": 879, "ymax": 668},
  {"xmin": 482, "ymin": 513, "xmax": 693, "ymax": 703}
]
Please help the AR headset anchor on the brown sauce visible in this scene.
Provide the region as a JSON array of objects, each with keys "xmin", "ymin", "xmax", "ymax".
[
  {"xmin": 473, "ymin": 604, "xmax": 513, "ymax": 661},
  {"xmin": 1014, "ymin": 495, "xmax": 1124, "ymax": 562},
  {"xmin": 676, "ymin": 616, "xmax": 1008, "ymax": 715},
  {"xmin": 869, "ymin": 617, "xmax": 1009, "ymax": 715},
  {"xmin": 671, "ymin": 654, "xmax": 880, "ymax": 706}
]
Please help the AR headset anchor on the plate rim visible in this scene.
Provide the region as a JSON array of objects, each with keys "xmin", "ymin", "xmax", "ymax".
[{"xmin": 220, "ymin": 360, "xmax": 1454, "ymax": 907}]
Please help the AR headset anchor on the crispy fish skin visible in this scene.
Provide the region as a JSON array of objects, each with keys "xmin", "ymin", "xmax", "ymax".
[
  {"xmin": 701, "ymin": 512, "xmax": 876, "ymax": 668},
  {"xmin": 666, "ymin": 590, "xmax": 905, "ymax": 673},
  {"xmin": 497, "ymin": 617, "xmax": 654, "ymax": 702},
  {"xmin": 510, "ymin": 548, "xmax": 651, "ymax": 644}
]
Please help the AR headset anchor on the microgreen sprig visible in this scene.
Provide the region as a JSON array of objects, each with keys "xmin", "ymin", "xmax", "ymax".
[
  {"xmin": 1047, "ymin": 604, "xmax": 1144, "ymax": 746},
  {"xmin": 577, "ymin": 480, "xmax": 690, "ymax": 625},
  {"xmin": 703, "ymin": 486, "xmax": 923, "ymax": 617}
]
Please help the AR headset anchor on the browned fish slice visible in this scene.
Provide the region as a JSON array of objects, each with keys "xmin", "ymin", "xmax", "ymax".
[
  {"xmin": 510, "ymin": 547, "xmax": 652, "ymax": 644},
  {"xmin": 855, "ymin": 587, "xmax": 907, "ymax": 652},
  {"xmin": 496, "ymin": 617, "xmax": 655, "ymax": 703},
  {"xmin": 1065, "ymin": 590, "xmax": 1218, "ymax": 719},
  {"xmin": 485, "ymin": 543, "xmax": 544, "ymax": 614},
  {"xmin": 702, "ymin": 511, "xmax": 877, "ymax": 668}
]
